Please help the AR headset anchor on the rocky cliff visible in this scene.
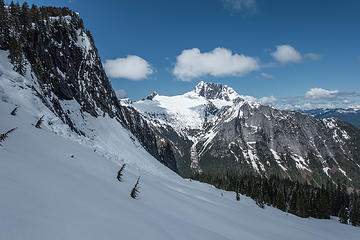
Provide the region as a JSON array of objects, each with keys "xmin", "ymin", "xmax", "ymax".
[{"xmin": 0, "ymin": 3, "xmax": 178, "ymax": 172}]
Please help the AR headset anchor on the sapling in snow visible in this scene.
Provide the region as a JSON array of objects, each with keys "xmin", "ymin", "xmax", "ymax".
[
  {"xmin": 35, "ymin": 115, "xmax": 44, "ymax": 128},
  {"xmin": 0, "ymin": 128, "xmax": 17, "ymax": 146},
  {"xmin": 117, "ymin": 164, "xmax": 126, "ymax": 182},
  {"xmin": 10, "ymin": 106, "xmax": 18, "ymax": 116},
  {"xmin": 236, "ymin": 191, "xmax": 240, "ymax": 201},
  {"xmin": 130, "ymin": 177, "xmax": 140, "ymax": 199}
]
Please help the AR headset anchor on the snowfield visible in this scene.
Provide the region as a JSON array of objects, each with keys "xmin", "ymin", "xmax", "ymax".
[{"xmin": 1, "ymin": 51, "xmax": 360, "ymax": 239}]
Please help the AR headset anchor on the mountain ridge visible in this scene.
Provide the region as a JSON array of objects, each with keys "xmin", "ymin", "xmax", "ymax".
[{"xmin": 131, "ymin": 81, "xmax": 360, "ymax": 188}]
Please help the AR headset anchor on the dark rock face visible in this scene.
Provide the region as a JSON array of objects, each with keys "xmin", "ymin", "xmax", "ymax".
[
  {"xmin": 198, "ymin": 101, "xmax": 360, "ymax": 186},
  {"xmin": 0, "ymin": 5, "xmax": 178, "ymax": 173},
  {"xmin": 193, "ymin": 81, "xmax": 239, "ymax": 101},
  {"xmin": 157, "ymin": 138, "xmax": 178, "ymax": 173},
  {"xmin": 146, "ymin": 91, "xmax": 158, "ymax": 101}
]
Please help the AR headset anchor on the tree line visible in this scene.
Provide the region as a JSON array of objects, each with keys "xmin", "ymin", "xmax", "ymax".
[{"xmin": 192, "ymin": 171, "xmax": 360, "ymax": 226}]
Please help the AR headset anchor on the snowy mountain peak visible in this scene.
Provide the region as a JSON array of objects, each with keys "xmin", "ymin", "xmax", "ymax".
[
  {"xmin": 193, "ymin": 81, "xmax": 240, "ymax": 102},
  {"xmin": 146, "ymin": 91, "xmax": 158, "ymax": 100}
]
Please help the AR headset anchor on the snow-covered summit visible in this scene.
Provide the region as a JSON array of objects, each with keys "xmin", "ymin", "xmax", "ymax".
[{"xmin": 146, "ymin": 91, "xmax": 159, "ymax": 100}]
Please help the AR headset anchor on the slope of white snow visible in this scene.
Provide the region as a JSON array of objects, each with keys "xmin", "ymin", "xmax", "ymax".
[
  {"xmin": 132, "ymin": 83, "xmax": 244, "ymax": 136},
  {"xmin": 1, "ymin": 51, "xmax": 360, "ymax": 239},
  {"xmin": 133, "ymin": 91, "xmax": 210, "ymax": 131}
]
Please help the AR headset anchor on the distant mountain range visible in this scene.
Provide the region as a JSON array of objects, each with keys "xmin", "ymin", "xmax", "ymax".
[{"xmin": 301, "ymin": 108, "xmax": 360, "ymax": 128}]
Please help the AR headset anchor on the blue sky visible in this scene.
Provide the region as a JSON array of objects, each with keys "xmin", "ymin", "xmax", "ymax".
[{"xmin": 16, "ymin": 0, "xmax": 360, "ymax": 108}]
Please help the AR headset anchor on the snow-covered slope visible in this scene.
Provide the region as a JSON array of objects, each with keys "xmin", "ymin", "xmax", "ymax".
[
  {"xmin": 132, "ymin": 81, "xmax": 243, "ymax": 135},
  {"xmin": 1, "ymin": 67, "xmax": 360, "ymax": 240}
]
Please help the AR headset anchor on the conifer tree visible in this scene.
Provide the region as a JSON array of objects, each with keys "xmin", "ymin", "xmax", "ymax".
[
  {"xmin": 8, "ymin": 37, "xmax": 26, "ymax": 75},
  {"xmin": 339, "ymin": 205, "xmax": 349, "ymax": 224},
  {"xmin": 289, "ymin": 187, "xmax": 298, "ymax": 215},
  {"xmin": 130, "ymin": 177, "xmax": 140, "ymax": 199},
  {"xmin": 20, "ymin": 2, "xmax": 30, "ymax": 24},
  {"xmin": 236, "ymin": 190, "xmax": 240, "ymax": 201},
  {"xmin": 10, "ymin": 106, "xmax": 18, "ymax": 116},
  {"xmin": 9, "ymin": 1, "xmax": 21, "ymax": 33},
  {"xmin": 35, "ymin": 115, "xmax": 44, "ymax": 128},
  {"xmin": 319, "ymin": 186, "xmax": 331, "ymax": 219},
  {"xmin": 349, "ymin": 193, "xmax": 359, "ymax": 226},
  {"xmin": 0, "ymin": 127, "xmax": 17, "ymax": 146},
  {"xmin": 116, "ymin": 163, "xmax": 126, "ymax": 182},
  {"xmin": 0, "ymin": 0, "xmax": 9, "ymax": 47},
  {"xmin": 29, "ymin": 4, "xmax": 40, "ymax": 25}
]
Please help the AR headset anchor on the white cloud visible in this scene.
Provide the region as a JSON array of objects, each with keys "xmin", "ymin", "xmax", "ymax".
[
  {"xmin": 259, "ymin": 96, "xmax": 277, "ymax": 105},
  {"xmin": 305, "ymin": 88, "xmax": 339, "ymax": 100},
  {"xmin": 304, "ymin": 53, "xmax": 322, "ymax": 60},
  {"xmin": 222, "ymin": 0, "xmax": 256, "ymax": 14},
  {"xmin": 236, "ymin": 94, "xmax": 277, "ymax": 106},
  {"xmin": 103, "ymin": 55, "xmax": 154, "ymax": 81},
  {"xmin": 115, "ymin": 89, "xmax": 128, "ymax": 99},
  {"xmin": 173, "ymin": 47, "xmax": 260, "ymax": 81},
  {"xmin": 270, "ymin": 45, "xmax": 302, "ymax": 63},
  {"xmin": 276, "ymin": 88, "xmax": 360, "ymax": 110},
  {"xmin": 260, "ymin": 72, "xmax": 274, "ymax": 79}
]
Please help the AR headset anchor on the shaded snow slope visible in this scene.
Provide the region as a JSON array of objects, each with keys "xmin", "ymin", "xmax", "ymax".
[{"xmin": 1, "ymin": 52, "xmax": 360, "ymax": 240}]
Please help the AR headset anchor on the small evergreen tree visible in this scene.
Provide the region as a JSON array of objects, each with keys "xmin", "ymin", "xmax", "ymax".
[
  {"xmin": 130, "ymin": 177, "xmax": 140, "ymax": 199},
  {"xmin": 35, "ymin": 115, "xmax": 44, "ymax": 128},
  {"xmin": 255, "ymin": 197, "xmax": 265, "ymax": 208},
  {"xmin": 8, "ymin": 37, "xmax": 26, "ymax": 76},
  {"xmin": 0, "ymin": 0, "xmax": 9, "ymax": 47},
  {"xmin": 319, "ymin": 186, "xmax": 331, "ymax": 219},
  {"xmin": 0, "ymin": 127, "xmax": 17, "ymax": 146},
  {"xmin": 116, "ymin": 163, "xmax": 126, "ymax": 182},
  {"xmin": 10, "ymin": 106, "xmax": 18, "ymax": 116},
  {"xmin": 338, "ymin": 205, "xmax": 349, "ymax": 224},
  {"xmin": 236, "ymin": 190, "xmax": 240, "ymax": 201},
  {"xmin": 349, "ymin": 193, "xmax": 360, "ymax": 226}
]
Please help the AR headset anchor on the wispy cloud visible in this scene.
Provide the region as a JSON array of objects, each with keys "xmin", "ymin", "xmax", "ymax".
[
  {"xmin": 173, "ymin": 47, "xmax": 259, "ymax": 81},
  {"xmin": 259, "ymin": 72, "xmax": 274, "ymax": 79},
  {"xmin": 222, "ymin": 0, "xmax": 257, "ymax": 15},
  {"xmin": 103, "ymin": 55, "xmax": 154, "ymax": 81},
  {"xmin": 304, "ymin": 53, "xmax": 322, "ymax": 61},
  {"xmin": 115, "ymin": 89, "xmax": 128, "ymax": 99}
]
